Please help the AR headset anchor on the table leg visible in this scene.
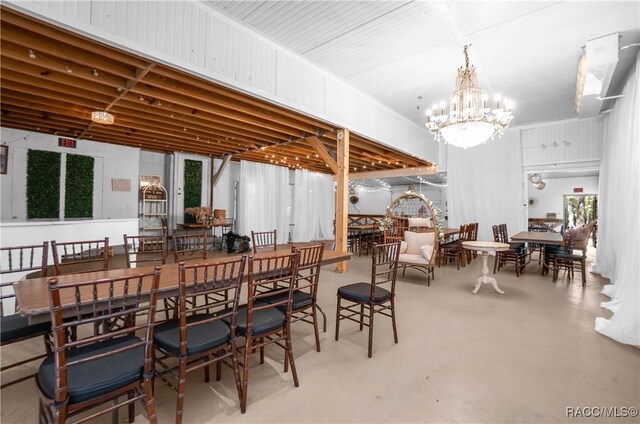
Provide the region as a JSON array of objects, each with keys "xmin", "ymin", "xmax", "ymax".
[{"xmin": 472, "ymin": 251, "xmax": 505, "ymax": 295}]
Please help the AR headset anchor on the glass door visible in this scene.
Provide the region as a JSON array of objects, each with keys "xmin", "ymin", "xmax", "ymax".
[{"xmin": 563, "ymin": 194, "xmax": 597, "ymax": 228}]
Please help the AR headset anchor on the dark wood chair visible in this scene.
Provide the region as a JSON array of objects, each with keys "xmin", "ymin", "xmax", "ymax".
[
  {"xmin": 528, "ymin": 222, "xmax": 551, "ymax": 264},
  {"xmin": 123, "ymin": 234, "xmax": 167, "ymax": 268},
  {"xmin": 438, "ymin": 224, "xmax": 467, "ymax": 269},
  {"xmin": 0, "ymin": 242, "xmax": 51, "ymax": 389},
  {"xmin": 172, "ymin": 233, "xmax": 207, "ymax": 263},
  {"xmin": 262, "ymin": 244, "xmax": 325, "ymax": 352},
  {"xmin": 251, "ymin": 230, "xmax": 277, "ymax": 254},
  {"xmin": 51, "ymin": 238, "xmax": 109, "ymax": 276},
  {"xmin": 335, "ymin": 242, "xmax": 400, "ymax": 358},
  {"xmin": 492, "ymin": 224, "xmax": 523, "ymax": 277},
  {"xmin": 36, "ymin": 267, "xmax": 162, "ymax": 424},
  {"xmin": 153, "ymin": 257, "xmax": 246, "ymax": 423},
  {"xmin": 552, "ymin": 229, "xmax": 586, "ymax": 286},
  {"xmin": 232, "ymin": 252, "xmax": 300, "ymax": 413}
]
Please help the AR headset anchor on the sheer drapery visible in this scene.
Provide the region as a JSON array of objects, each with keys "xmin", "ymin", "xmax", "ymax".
[
  {"xmin": 238, "ymin": 160, "xmax": 290, "ymax": 245},
  {"xmin": 292, "ymin": 170, "xmax": 335, "ymax": 242},
  {"xmin": 593, "ymin": 53, "xmax": 639, "ymax": 346},
  {"xmin": 446, "ymin": 130, "xmax": 524, "ymax": 241}
]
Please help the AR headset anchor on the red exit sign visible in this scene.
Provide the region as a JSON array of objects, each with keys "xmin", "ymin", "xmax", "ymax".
[
  {"xmin": 573, "ymin": 187, "xmax": 583, "ymax": 193},
  {"xmin": 58, "ymin": 138, "xmax": 77, "ymax": 148}
]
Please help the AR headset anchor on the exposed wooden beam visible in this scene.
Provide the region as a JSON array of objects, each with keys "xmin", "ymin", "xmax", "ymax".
[
  {"xmin": 335, "ymin": 129, "xmax": 350, "ymax": 273},
  {"xmin": 338, "ymin": 165, "xmax": 438, "ymax": 181},
  {"xmin": 308, "ymin": 136, "xmax": 338, "ymax": 174},
  {"xmin": 212, "ymin": 155, "xmax": 232, "ymax": 188}
]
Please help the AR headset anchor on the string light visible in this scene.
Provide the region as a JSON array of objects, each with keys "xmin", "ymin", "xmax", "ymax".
[
  {"xmin": 91, "ymin": 69, "xmax": 99, "ymax": 77},
  {"xmin": 28, "ymin": 49, "xmax": 36, "ymax": 60}
]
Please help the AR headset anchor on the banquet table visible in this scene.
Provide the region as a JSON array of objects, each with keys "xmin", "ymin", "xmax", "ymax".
[
  {"xmin": 510, "ymin": 231, "xmax": 563, "ymax": 273},
  {"xmin": 13, "ymin": 247, "xmax": 351, "ymax": 324}
]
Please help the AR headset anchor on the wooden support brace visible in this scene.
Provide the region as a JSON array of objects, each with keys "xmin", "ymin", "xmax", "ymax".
[
  {"xmin": 308, "ymin": 136, "xmax": 338, "ymax": 174},
  {"xmin": 335, "ymin": 129, "xmax": 350, "ymax": 272}
]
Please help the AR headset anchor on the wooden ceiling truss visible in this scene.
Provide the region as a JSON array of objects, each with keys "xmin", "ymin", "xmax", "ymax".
[{"xmin": 0, "ymin": 6, "xmax": 432, "ymax": 175}]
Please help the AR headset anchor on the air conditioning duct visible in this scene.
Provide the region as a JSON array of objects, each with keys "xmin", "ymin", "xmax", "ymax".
[{"xmin": 575, "ymin": 33, "xmax": 619, "ymax": 118}]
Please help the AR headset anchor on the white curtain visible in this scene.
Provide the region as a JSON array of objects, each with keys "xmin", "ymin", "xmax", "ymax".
[
  {"xmin": 593, "ymin": 52, "xmax": 640, "ymax": 346},
  {"xmin": 238, "ymin": 160, "xmax": 290, "ymax": 245},
  {"xmin": 292, "ymin": 170, "xmax": 335, "ymax": 242},
  {"xmin": 446, "ymin": 130, "xmax": 525, "ymax": 241}
]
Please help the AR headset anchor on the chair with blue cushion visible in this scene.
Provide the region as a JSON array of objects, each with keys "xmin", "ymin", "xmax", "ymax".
[
  {"xmin": 552, "ymin": 229, "xmax": 586, "ymax": 286},
  {"xmin": 153, "ymin": 257, "xmax": 246, "ymax": 423},
  {"xmin": 335, "ymin": 242, "xmax": 401, "ymax": 358},
  {"xmin": 262, "ymin": 244, "xmax": 325, "ymax": 353},
  {"xmin": 36, "ymin": 267, "xmax": 161, "ymax": 424},
  {"xmin": 0, "ymin": 242, "xmax": 51, "ymax": 389},
  {"xmin": 230, "ymin": 252, "xmax": 300, "ymax": 413}
]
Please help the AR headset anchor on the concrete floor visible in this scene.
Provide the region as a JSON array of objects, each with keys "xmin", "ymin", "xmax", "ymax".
[{"xmin": 1, "ymin": 247, "xmax": 639, "ymax": 423}]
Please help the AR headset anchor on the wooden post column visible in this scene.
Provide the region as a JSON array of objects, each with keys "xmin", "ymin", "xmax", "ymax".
[{"xmin": 335, "ymin": 129, "xmax": 349, "ymax": 272}]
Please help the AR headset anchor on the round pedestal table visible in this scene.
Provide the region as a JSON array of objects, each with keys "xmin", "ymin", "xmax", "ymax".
[{"xmin": 462, "ymin": 241, "xmax": 510, "ymax": 295}]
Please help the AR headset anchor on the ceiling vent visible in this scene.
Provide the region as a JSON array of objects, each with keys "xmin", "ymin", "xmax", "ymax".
[{"xmin": 575, "ymin": 33, "xmax": 619, "ymax": 118}]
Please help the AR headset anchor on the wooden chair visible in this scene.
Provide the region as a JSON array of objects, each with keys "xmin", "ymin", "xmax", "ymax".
[
  {"xmin": 231, "ymin": 252, "xmax": 300, "ymax": 413},
  {"xmin": 51, "ymin": 238, "xmax": 109, "ymax": 276},
  {"xmin": 36, "ymin": 267, "xmax": 162, "ymax": 424},
  {"xmin": 172, "ymin": 233, "xmax": 207, "ymax": 263},
  {"xmin": 123, "ymin": 234, "xmax": 167, "ymax": 268},
  {"xmin": 335, "ymin": 242, "xmax": 400, "ymax": 358},
  {"xmin": 438, "ymin": 224, "xmax": 467, "ymax": 269},
  {"xmin": 492, "ymin": 224, "xmax": 523, "ymax": 277},
  {"xmin": 251, "ymin": 230, "xmax": 277, "ymax": 253},
  {"xmin": 262, "ymin": 244, "xmax": 325, "ymax": 352},
  {"xmin": 552, "ymin": 229, "xmax": 587, "ymax": 286},
  {"xmin": 528, "ymin": 222, "xmax": 551, "ymax": 264},
  {"xmin": 0, "ymin": 242, "xmax": 51, "ymax": 389},
  {"xmin": 153, "ymin": 257, "xmax": 246, "ymax": 423}
]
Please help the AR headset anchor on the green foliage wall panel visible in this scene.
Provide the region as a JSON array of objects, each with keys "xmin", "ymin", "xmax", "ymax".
[
  {"xmin": 183, "ymin": 160, "xmax": 202, "ymax": 223},
  {"xmin": 27, "ymin": 150, "xmax": 61, "ymax": 219},
  {"xmin": 65, "ymin": 154, "xmax": 94, "ymax": 218}
]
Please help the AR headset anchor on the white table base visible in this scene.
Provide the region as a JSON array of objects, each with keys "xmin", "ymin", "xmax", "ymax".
[{"xmin": 472, "ymin": 251, "xmax": 505, "ymax": 295}]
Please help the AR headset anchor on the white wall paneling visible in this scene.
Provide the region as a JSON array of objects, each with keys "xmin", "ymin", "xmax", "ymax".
[{"xmin": 520, "ymin": 117, "xmax": 603, "ymax": 167}]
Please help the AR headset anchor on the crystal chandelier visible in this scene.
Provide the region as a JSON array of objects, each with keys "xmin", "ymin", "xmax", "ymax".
[
  {"xmin": 91, "ymin": 110, "xmax": 115, "ymax": 125},
  {"xmin": 425, "ymin": 45, "xmax": 514, "ymax": 149}
]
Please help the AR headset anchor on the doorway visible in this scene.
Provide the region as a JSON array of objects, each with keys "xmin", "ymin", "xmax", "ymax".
[{"xmin": 563, "ymin": 194, "xmax": 597, "ymax": 228}]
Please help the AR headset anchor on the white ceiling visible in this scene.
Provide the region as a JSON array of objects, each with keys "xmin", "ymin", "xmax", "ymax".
[{"xmin": 203, "ymin": 1, "xmax": 640, "ymax": 128}]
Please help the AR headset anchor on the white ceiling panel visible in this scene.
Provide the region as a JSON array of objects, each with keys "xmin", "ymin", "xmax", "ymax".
[{"xmin": 203, "ymin": 1, "xmax": 640, "ymax": 127}]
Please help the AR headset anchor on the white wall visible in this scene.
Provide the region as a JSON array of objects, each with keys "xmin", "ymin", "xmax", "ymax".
[
  {"xmin": 527, "ymin": 176, "xmax": 599, "ymax": 220},
  {"xmin": 139, "ymin": 151, "xmax": 167, "ymax": 187},
  {"xmin": 212, "ymin": 159, "xmax": 240, "ymax": 220},
  {"xmin": 5, "ymin": 0, "xmax": 438, "ymax": 167},
  {"xmin": 520, "ymin": 117, "xmax": 603, "ymax": 167},
  {"xmin": 0, "ymin": 127, "xmax": 140, "ymax": 222},
  {"xmin": 348, "ymin": 190, "xmax": 392, "ymax": 215}
]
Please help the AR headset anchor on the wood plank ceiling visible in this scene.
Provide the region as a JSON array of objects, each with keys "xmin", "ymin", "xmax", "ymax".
[{"xmin": 0, "ymin": 6, "xmax": 432, "ymax": 175}]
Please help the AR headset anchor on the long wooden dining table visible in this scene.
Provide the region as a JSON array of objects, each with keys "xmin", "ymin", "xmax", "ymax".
[
  {"xmin": 13, "ymin": 247, "xmax": 351, "ymax": 324},
  {"xmin": 510, "ymin": 231, "xmax": 563, "ymax": 273}
]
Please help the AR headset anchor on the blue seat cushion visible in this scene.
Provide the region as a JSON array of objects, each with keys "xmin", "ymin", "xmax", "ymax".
[
  {"xmin": 261, "ymin": 291, "xmax": 313, "ymax": 310},
  {"xmin": 37, "ymin": 335, "xmax": 144, "ymax": 404},
  {"xmin": 1, "ymin": 314, "xmax": 50, "ymax": 343},
  {"xmin": 554, "ymin": 253, "xmax": 584, "ymax": 261},
  {"xmin": 154, "ymin": 314, "xmax": 231, "ymax": 356},
  {"xmin": 223, "ymin": 304, "xmax": 285, "ymax": 336},
  {"xmin": 338, "ymin": 283, "xmax": 391, "ymax": 303}
]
